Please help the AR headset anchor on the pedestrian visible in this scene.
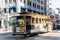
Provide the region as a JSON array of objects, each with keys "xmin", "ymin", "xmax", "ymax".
[{"xmin": 46, "ymin": 23, "xmax": 48, "ymax": 32}]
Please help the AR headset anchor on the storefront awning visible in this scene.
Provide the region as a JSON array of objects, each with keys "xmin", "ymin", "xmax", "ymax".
[{"xmin": 4, "ymin": 6, "xmax": 44, "ymax": 14}]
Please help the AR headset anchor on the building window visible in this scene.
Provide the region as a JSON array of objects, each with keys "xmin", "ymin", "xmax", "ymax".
[
  {"xmin": 5, "ymin": 0, "xmax": 7, "ymax": 3},
  {"xmin": 9, "ymin": 0, "xmax": 12, "ymax": 3},
  {"xmin": 9, "ymin": 8, "xmax": 11, "ymax": 13},
  {"xmin": 44, "ymin": 8, "xmax": 46, "ymax": 11},
  {"xmin": 27, "ymin": 0, "xmax": 29, "ymax": 5},
  {"xmin": 44, "ymin": 2, "xmax": 46, "ymax": 5},
  {"xmin": 13, "ymin": 8, "xmax": 16, "ymax": 12},
  {"xmin": 27, "ymin": 0, "xmax": 32, "ymax": 6},
  {"xmin": 30, "ymin": 1, "xmax": 31, "ymax": 6},
  {"xmin": 37, "ymin": 0, "xmax": 40, "ymax": 3},
  {"xmin": 4, "ymin": 8, "xmax": 6, "ymax": 13},
  {"xmin": 24, "ymin": 0, "xmax": 25, "ymax": 3},
  {"xmin": 9, "ymin": 8, "xmax": 16, "ymax": 13},
  {"xmin": 41, "ymin": 0, "xmax": 43, "ymax": 4},
  {"xmin": 37, "ymin": 5, "xmax": 40, "ymax": 9},
  {"xmin": 33, "ymin": 3, "xmax": 36, "ymax": 8},
  {"xmin": 41, "ymin": 6, "xmax": 43, "ymax": 10},
  {"xmin": 13, "ymin": 0, "xmax": 16, "ymax": 2}
]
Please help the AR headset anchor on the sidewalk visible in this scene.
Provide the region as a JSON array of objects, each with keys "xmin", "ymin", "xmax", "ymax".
[{"xmin": 0, "ymin": 29, "xmax": 12, "ymax": 33}]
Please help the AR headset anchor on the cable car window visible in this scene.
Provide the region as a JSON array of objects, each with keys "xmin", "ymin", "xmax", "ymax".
[
  {"xmin": 26, "ymin": 16, "xmax": 31, "ymax": 25},
  {"xmin": 39, "ymin": 18, "xmax": 41, "ymax": 23},
  {"xmin": 32, "ymin": 17, "xmax": 35, "ymax": 23},
  {"xmin": 36, "ymin": 18, "xmax": 38, "ymax": 23}
]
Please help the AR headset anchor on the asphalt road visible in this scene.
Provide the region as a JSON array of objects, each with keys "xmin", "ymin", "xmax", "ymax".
[{"xmin": 0, "ymin": 30, "xmax": 60, "ymax": 40}]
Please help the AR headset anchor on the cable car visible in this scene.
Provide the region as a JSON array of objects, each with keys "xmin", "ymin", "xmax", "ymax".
[{"xmin": 10, "ymin": 12, "xmax": 52, "ymax": 36}]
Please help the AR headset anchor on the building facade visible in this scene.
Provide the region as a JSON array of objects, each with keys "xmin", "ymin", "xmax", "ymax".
[
  {"xmin": 3, "ymin": 0, "xmax": 47, "ymax": 14},
  {"xmin": 0, "ymin": 0, "xmax": 50, "ymax": 30},
  {"xmin": 56, "ymin": 8, "xmax": 60, "ymax": 14},
  {"xmin": 47, "ymin": 0, "xmax": 55, "ymax": 16}
]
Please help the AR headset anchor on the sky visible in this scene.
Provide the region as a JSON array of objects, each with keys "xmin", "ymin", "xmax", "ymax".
[{"xmin": 54, "ymin": 0, "xmax": 60, "ymax": 8}]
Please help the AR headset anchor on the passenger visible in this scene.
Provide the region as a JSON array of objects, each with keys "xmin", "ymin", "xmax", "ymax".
[{"xmin": 18, "ymin": 19, "xmax": 24, "ymax": 27}]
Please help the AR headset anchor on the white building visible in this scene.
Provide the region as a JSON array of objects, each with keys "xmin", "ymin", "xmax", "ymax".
[
  {"xmin": 3, "ymin": 0, "xmax": 47, "ymax": 14},
  {"xmin": 56, "ymin": 8, "xmax": 60, "ymax": 14},
  {"xmin": 47, "ymin": 0, "xmax": 55, "ymax": 15},
  {"xmin": 0, "ymin": 0, "xmax": 51, "ymax": 30}
]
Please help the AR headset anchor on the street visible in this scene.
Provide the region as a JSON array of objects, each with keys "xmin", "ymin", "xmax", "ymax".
[{"xmin": 0, "ymin": 30, "xmax": 60, "ymax": 40}]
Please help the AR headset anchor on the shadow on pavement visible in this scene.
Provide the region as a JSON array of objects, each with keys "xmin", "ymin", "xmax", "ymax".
[
  {"xmin": 39, "ymin": 35, "xmax": 60, "ymax": 40},
  {"xmin": 13, "ymin": 34, "xmax": 60, "ymax": 40}
]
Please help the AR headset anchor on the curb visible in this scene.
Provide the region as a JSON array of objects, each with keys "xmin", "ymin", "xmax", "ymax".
[{"xmin": 0, "ymin": 30, "xmax": 12, "ymax": 33}]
